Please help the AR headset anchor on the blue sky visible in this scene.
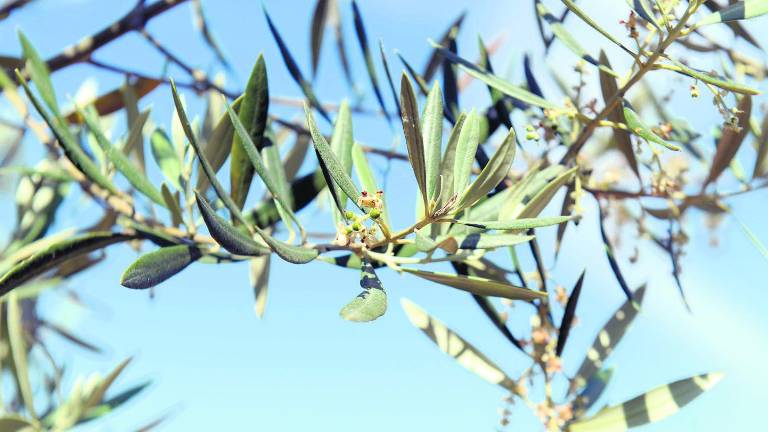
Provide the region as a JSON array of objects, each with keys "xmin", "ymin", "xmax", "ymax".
[{"xmin": 1, "ymin": 0, "xmax": 767, "ymax": 430}]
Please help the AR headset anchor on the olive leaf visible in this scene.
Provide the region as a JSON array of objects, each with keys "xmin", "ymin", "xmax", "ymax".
[
  {"xmin": 339, "ymin": 258, "xmax": 387, "ymax": 322},
  {"xmin": 151, "ymin": 127, "xmax": 184, "ymax": 190},
  {"xmin": 455, "ymin": 126, "xmax": 516, "ymax": 211},
  {"xmin": 195, "ymin": 191, "xmax": 269, "ymax": 257},
  {"xmin": 569, "ymin": 373, "xmax": 723, "ymax": 432},
  {"xmin": 402, "ymin": 268, "xmax": 546, "ymax": 301},
  {"xmin": 0, "ymin": 232, "xmax": 133, "ymax": 296},
  {"xmin": 304, "ymin": 102, "xmax": 362, "ymax": 209},
  {"xmin": 18, "ymin": 30, "xmax": 59, "ymax": 115},
  {"xmin": 452, "ymin": 109, "xmax": 480, "ymax": 195},
  {"xmin": 455, "ymin": 215, "xmax": 572, "ymax": 231},
  {"xmin": 79, "ymin": 105, "xmax": 165, "ymax": 206},
  {"xmin": 599, "ymin": 51, "xmax": 638, "ymax": 178},
  {"xmin": 400, "ymin": 298, "xmax": 519, "ymax": 392},
  {"xmin": 422, "ymin": 82, "xmax": 444, "ymax": 202},
  {"xmin": 437, "ymin": 112, "xmax": 467, "ymax": 208},
  {"xmin": 310, "ymin": 0, "xmax": 331, "ymax": 78},
  {"xmin": 250, "ymin": 255, "xmax": 271, "ymax": 318},
  {"xmin": 351, "ymin": 0, "xmax": 389, "ymax": 124},
  {"xmin": 379, "ymin": 40, "xmax": 401, "ymax": 118},
  {"xmin": 400, "ymin": 74, "xmax": 429, "ymax": 210},
  {"xmin": 623, "ymin": 102, "xmax": 681, "ymax": 151},
  {"xmin": 120, "ymin": 245, "xmax": 202, "ymax": 289},
  {"xmin": 7, "ymin": 292, "xmax": 37, "ymax": 419},
  {"xmin": 328, "ymin": 100, "xmax": 355, "ymax": 222},
  {"xmin": 705, "ymin": 95, "xmax": 752, "ymax": 186},
  {"xmin": 695, "ymin": 0, "xmax": 768, "ymax": 27},
  {"xmin": 556, "ymin": 269, "xmax": 585, "ymax": 357}
]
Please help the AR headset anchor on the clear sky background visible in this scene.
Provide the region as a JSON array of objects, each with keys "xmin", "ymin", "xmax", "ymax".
[{"xmin": 1, "ymin": 0, "xmax": 767, "ymax": 430}]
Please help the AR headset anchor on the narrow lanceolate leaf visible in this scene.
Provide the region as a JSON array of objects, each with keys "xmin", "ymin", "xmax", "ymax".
[
  {"xmin": 263, "ymin": 7, "xmax": 331, "ymax": 122},
  {"xmin": 161, "ymin": 184, "xmax": 183, "ymax": 227},
  {"xmin": 79, "ymin": 106, "xmax": 165, "ymax": 206},
  {"xmin": 0, "ymin": 232, "xmax": 133, "ymax": 296},
  {"xmin": 599, "ymin": 204, "xmax": 635, "ymax": 302},
  {"xmin": 422, "ymin": 82, "xmax": 444, "ymax": 201},
  {"xmin": 400, "ymin": 298, "xmax": 518, "ymax": 392},
  {"xmin": 517, "ymin": 166, "xmax": 577, "ymax": 219},
  {"xmin": 262, "ymin": 132, "xmax": 296, "ymax": 241},
  {"xmin": 151, "ymin": 128, "xmax": 183, "ymax": 190},
  {"xmin": 570, "ymin": 285, "xmax": 647, "ymax": 394},
  {"xmin": 225, "ymin": 101, "xmax": 303, "ymax": 236},
  {"xmin": 379, "ymin": 40, "xmax": 401, "ymax": 118},
  {"xmin": 120, "ymin": 245, "xmax": 202, "ymax": 289},
  {"xmin": 402, "ymin": 268, "xmax": 546, "ymax": 301},
  {"xmin": 599, "ymin": 51, "xmax": 638, "ymax": 178},
  {"xmin": 623, "ymin": 102, "xmax": 681, "ymax": 151},
  {"xmin": 556, "ymin": 269, "xmax": 585, "ymax": 357},
  {"xmin": 18, "ymin": 30, "xmax": 59, "ymax": 115},
  {"xmin": 196, "ymin": 192, "xmax": 270, "ymax": 257},
  {"xmin": 705, "ymin": 95, "xmax": 752, "ymax": 186},
  {"xmin": 400, "ymin": 74, "xmax": 429, "ymax": 209},
  {"xmin": 310, "ymin": 0, "xmax": 330, "ymax": 78},
  {"xmin": 664, "ymin": 59, "xmax": 760, "ymax": 96},
  {"xmin": 456, "ymin": 127, "xmax": 516, "ymax": 211},
  {"xmin": 569, "ymin": 373, "xmax": 724, "ymax": 432},
  {"xmin": 696, "ymin": 0, "xmax": 768, "ymax": 27},
  {"xmin": 250, "ymin": 255, "xmax": 271, "ymax": 318},
  {"xmin": 329, "ymin": 100, "xmax": 355, "ymax": 214},
  {"xmin": 16, "ymin": 71, "xmax": 120, "ymax": 195},
  {"xmin": 438, "ymin": 233, "xmax": 533, "ymax": 250},
  {"xmin": 456, "ymin": 215, "xmax": 572, "ymax": 231},
  {"xmin": 351, "ymin": 0, "xmax": 389, "ymax": 122},
  {"xmin": 231, "ymin": 55, "xmax": 270, "ymax": 209},
  {"xmin": 304, "ymin": 102, "xmax": 362, "ymax": 209},
  {"xmin": 452, "ymin": 109, "xmax": 480, "ymax": 194},
  {"xmin": 429, "ymin": 41, "xmax": 558, "ymax": 110},
  {"xmin": 438, "ymin": 112, "xmax": 467, "ymax": 206},
  {"xmin": 7, "ymin": 292, "xmax": 36, "ymax": 419},
  {"xmin": 340, "ymin": 258, "xmax": 387, "ymax": 322},
  {"xmin": 84, "ymin": 357, "xmax": 134, "ymax": 410}
]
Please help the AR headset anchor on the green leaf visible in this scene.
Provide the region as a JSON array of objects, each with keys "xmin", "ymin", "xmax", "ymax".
[
  {"xmin": 556, "ymin": 270, "xmax": 586, "ymax": 357},
  {"xmin": 437, "ymin": 112, "xmax": 467, "ymax": 208},
  {"xmin": 455, "ymin": 127, "xmax": 516, "ymax": 211},
  {"xmin": 400, "ymin": 74, "xmax": 429, "ymax": 210},
  {"xmin": 696, "ymin": 0, "xmax": 768, "ymax": 27},
  {"xmin": 329, "ymin": 100, "xmax": 355, "ymax": 220},
  {"xmin": 84, "ymin": 357, "xmax": 133, "ymax": 410},
  {"xmin": 231, "ymin": 55, "xmax": 269, "ymax": 209},
  {"xmin": 262, "ymin": 131, "xmax": 296, "ymax": 240},
  {"xmin": 623, "ymin": 103, "xmax": 681, "ymax": 151},
  {"xmin": 195, "ymin": 191, "xmax": 270, "ymax": 257},
  {"xmin": 570, "ymin": 285, "xmax": 647, "ymax": 394},
  {"xmin": 752, "ymin": 113, "xmax": 768, "ymax": 178},
  {"xmin": 452, "ymin": 109, "xmax": 480, "ymax": 195},
  {"xmin": 0, "ymin": 232, "xmax": 132, "ymax": 297},
  {"xmin": 18, "ymin": 30, "xmax": 59, "ymax": 115},
  {"xmin": 439, "ymin": 232, "xmax": 534, "ymax": 250},
  {"xmin": 402, "ymin": 268, "xmax": 545, "ymax": 301},
  {"xmin": 379, "ymin": 40, "xmax": 402, "ymax": 118},
  {"xmin": 120, "ymin": 245, "xmax": 202, "ymax": 289},
  {"xmin": 517, "ymin": 166, "xmax": 577, "ymax": 219},
  {"xmin": 575, "ymin": 368, "xmax": 615, "ymax": 415},
  {"xmin": 304, "ymin": 102, "xmax": 362, "ymax": 209},
  {"xmin": 263, "ymin": 6, "xmax": 330, "ymax": 122},
  {"xmin": 161, "ymin": 183, "xmax": 184, "ymax": 227},
  {"xmin": 310, "ymin": 0, "xmax": 330, "ymax": 78},
  {"xmin": 569, "ymin": 373, "xmax": 723, "ymax": 432},
  {"xmin": 250, "ymin": 255, "xmax": 271, "ymax": 318},
  {"xmin": 429, "ymin": 40, "xmax": 558, "ymax": 110},
  {"xmin": 422, "ymin": 82, "xmax": 444, "ymax": 201},
  {"xmin": 79, "ymin": 106, "xmax": 165, "ymax": 206},
  {"xmin": 351, "ymin": 0, "xmax": 390, "ymax": 123},
  {"xmin": 400, "ymin": 298, "xmax": 518, "ymax": 392},
  {"xmin": 705, "ymin": 95, "xmax": 752, "ymax": 186},
  {"xmin": 16, "ymin": 71, "xmax": 120, "ymax": 195},
  {"xmin": 340, "ymin": 258, "xmax": 387, "ymax": 322},
  {"xmin": 599, "ymin": 51, "xmax": 638, "ymax": 178},
  {"xmin": 663, "ymin": 59, "xmax": 760, "ymax": 96},
  {"xmin": 455, "ymin": 215, "xmax": 572, "ymax": 231},
  {"xmin": 225, "ymin": 100, "xmax": 304, "ymax": 237},
  {"xmin": 7, "ymin": 292, "xmax": 37, "ymax": 419},
  {"xmin": 150, "ymin": 128, "xmax": 183, "ymax": 190}
]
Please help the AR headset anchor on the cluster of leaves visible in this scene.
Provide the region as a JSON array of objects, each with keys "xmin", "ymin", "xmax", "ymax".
[{"xmin": 0, "ymin": 0, "xmax": 767, "ymax": 430}]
